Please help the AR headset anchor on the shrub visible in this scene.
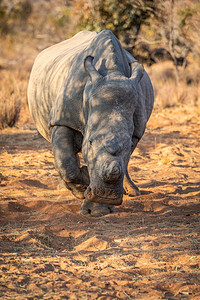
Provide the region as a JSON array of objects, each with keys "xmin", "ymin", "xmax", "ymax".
[{"xmin": 0, "ymin": 0, "xmax": 32, "ymax": 35}]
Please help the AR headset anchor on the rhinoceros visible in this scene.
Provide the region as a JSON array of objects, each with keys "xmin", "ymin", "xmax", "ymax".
[{"xmin": 28, "ymin": 30, "xmax": 154, "ymax": 216}]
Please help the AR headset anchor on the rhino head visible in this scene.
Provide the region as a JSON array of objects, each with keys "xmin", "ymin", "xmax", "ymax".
[{"xmin": 82, "ymin": 56, "xmax": 144, "ymax": 206}]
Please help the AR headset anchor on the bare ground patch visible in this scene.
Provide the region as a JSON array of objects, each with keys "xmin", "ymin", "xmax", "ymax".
[{"xmin": 0, "ymin": 106, "xmax": 200, "ymax": 299}]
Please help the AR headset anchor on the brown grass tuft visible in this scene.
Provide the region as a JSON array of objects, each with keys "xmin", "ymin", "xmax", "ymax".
[
  {"xmin": 0, "ymin": 69, "xmax": 29, "ymax": 129},
  {"xmin": 0, "ymin": 94, "xmax": 21, "ymax": 129}
]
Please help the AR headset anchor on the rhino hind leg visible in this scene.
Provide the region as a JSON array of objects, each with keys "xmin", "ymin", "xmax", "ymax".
[
  {"xmin": 50, "ymin": 126, "xmax": 89, "ymax": 199},
  {"xmin": 81, "ymin": 200, "xmax": 115, "ymax": 217}
]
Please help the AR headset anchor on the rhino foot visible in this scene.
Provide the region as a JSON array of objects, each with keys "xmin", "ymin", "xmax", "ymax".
[
  {"xmin": 66, "ymin": 182, "xmax": 88, "ymax": 199},
  {"xmin": 65, "ymin": 166, "xmax": 90, "ymax": 199},
  {"xmin": 124, "ymin": 182, "xmax": 141, "ymax": 196},
  {"xmin": 123, "ymin": 172, "xmax": 141, "ymax": 196},
  {"xmin": 81, "ymin": 200, "xmax": 115, "ymax": 217}
]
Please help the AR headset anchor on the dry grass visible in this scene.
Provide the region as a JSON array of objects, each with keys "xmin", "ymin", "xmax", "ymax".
[
  {"xmin": 0, "ymin": 70, "xmax": 21, "ymax": 129},
  {"xmin": 0, "ymin": 94, "xmax": 21, "ymax": 129},
  {"xmin": 148, "ymin": 61, "xmax": 200, "ymax": 110},
  {"xmin": 0, "ymin": 68, "xmax": 31, "ymax": 129},
  {"xmin": 0, "ymin": 50, "xmax": 199, "ymax": 130}
]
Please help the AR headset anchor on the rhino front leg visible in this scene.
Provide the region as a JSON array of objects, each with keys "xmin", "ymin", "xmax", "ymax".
[
  {"xmin": 50, "ymin": 126, "xmax": 89, "ymax": 199},
  {"xmin": 123, "ymin": 136, "xmax": 141, "ymax": 197}
]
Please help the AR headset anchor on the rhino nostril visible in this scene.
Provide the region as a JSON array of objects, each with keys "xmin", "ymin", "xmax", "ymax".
[{"xmin": 102, "ymin": 160, "xmax": 121, "ymax": 183}]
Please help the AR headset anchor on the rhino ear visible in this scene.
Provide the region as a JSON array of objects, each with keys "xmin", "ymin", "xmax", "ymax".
[
  {"xmin": 129, "ymin": 61, "xmax": 144, "ymax": 86},
  {"xmin": 84, "ymin": 56, "xmax": 102, "ymax": 82}
]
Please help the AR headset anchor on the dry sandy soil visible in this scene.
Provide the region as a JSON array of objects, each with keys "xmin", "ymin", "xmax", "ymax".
[{"xmin": 0, "ymin": 105, "xmax": 200, "ymax": 299}]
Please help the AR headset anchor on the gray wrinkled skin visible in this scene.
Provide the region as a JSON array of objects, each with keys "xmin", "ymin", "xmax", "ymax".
[{"xmin": 28, "ymin": 30, "xmax": 154, "ymax": 216}]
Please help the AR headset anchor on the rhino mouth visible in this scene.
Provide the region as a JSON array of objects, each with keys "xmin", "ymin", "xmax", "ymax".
[{"xmin": 84, "ymin": 186, "xmax": 123, "ymax": 205}]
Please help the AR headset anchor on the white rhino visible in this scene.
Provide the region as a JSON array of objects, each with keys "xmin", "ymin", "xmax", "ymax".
[{"xmin": 28, "ymin": 30, "xmax": 154, "ymax": 216}]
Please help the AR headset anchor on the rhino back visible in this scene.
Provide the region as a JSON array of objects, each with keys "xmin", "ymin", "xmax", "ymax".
[{"xmin": 28, "ymin": 31, "xmax": 97, "ymax": 141}]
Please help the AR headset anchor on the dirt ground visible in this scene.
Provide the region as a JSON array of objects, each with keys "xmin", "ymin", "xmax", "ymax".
[{"xmin": 0, "ymin": 105, "xmax": 200, "ymax": 299}]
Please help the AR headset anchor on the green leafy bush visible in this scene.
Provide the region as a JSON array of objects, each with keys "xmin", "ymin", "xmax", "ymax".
[{"xmin": 75, "ymin": 0, "xmax": 155, "ymax": 47}]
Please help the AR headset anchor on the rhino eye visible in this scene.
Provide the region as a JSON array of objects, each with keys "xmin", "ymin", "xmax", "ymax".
[{"xmin": 89, "ymin": 139, "xmax": 93, "ymax": 146}]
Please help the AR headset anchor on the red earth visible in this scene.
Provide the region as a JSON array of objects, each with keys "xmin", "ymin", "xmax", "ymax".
[{"xmin": 0, "ymin": 105, "xmax": 200, "ymax": 299}]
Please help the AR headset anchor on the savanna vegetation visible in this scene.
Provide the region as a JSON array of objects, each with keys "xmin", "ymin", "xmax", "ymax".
[{"xmin": 0, "ymin": 0, "xmax": 199, "ymax": 128}]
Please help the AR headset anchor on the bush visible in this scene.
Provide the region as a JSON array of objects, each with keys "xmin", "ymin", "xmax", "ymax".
[
  {"xmin": 75, "ymin": 0, "xmax": 155, "ymax": 44},
  {"xmin": 0, "ymin": 0, "xmax": 32, "ymax": 35}
]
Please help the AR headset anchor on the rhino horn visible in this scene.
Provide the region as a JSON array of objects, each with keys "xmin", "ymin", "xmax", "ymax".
[
  {"xmin": 129, "ymin": 61, "xmax": 144, "ymax": 86},
  {"xmin": 84, "ymin": 56, "xmax": 102, "ymax": 82}
]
